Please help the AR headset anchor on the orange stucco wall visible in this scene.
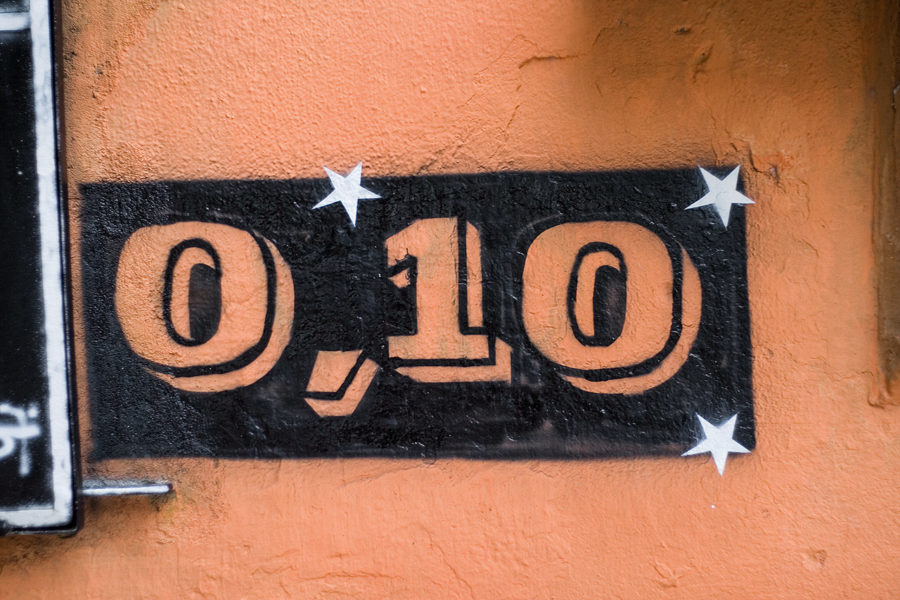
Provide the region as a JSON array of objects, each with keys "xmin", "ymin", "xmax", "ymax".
[{"xmin": 2, "ymin": 0, "xmax": 900, "ymax": 597}]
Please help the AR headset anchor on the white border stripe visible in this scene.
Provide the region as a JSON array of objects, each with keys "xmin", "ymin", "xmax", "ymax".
[
  {"xmin": 0, "ymin": 12, "xmax": 30, "ymax": 32},
  {"xmin": 0, "ymin": 0, "xmax": 74, "ymax": 529}
]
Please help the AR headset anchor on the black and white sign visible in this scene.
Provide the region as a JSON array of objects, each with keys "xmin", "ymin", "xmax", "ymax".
[{"xmin": 0, "ymin": 0, "xmax": 78, "ymax": 534}]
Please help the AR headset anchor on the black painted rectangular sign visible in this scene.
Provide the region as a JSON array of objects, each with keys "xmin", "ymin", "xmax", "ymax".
[
  {"xmin": 0, "ymin": 0, "xmax": 78, "ymax": 533},
  {"xmin": 82, "ymin": 167, "xmax": 754, "ymax": 460}
]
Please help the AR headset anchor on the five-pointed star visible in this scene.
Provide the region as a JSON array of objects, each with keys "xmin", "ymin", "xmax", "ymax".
[
  {"xmin": 685, "ymin": 166, "xmax": 754, "ymax": 228},
  {"xmin": 682, "ymin": 413, "xmax": 749, "ymax": 475},
  {"xmin": 313, "ymin": 162, "xmax": 380, "ymax": 227}
]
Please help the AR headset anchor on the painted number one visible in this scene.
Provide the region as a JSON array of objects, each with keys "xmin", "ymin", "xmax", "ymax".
[{"xmin": 386, "ymin": 218, "xmax": 512, "ymax": 383}]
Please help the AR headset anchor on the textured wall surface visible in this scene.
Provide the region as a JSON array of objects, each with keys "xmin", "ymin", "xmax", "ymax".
[{"xmin": 2, "ymin": 0, "xmax": 899, "ymax": 597}]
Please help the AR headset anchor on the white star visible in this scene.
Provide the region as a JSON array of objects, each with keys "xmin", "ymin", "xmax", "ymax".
[
  {"xmin": 686, "ymin": 166, "xmax": 754, "ymax": 228},
  {"xmin": 682, "ymin": 413, "xmax": 749, "ymax": 475},
  {"xmin": 313, "ymin": 162, "xmax": 380, "ymax": 227}
]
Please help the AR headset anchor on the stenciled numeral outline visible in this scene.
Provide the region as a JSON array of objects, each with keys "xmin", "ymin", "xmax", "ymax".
[
  {"xmin": 112, "ymin": 211, "xmax": 704, "ymax": 409},
  {"xmin": 382, "ymin": 216, "xmax": 511, "ymax": 384},
  {"xmin": 514, "ymin": 213, "xmax": 698, "ymax": 383}
]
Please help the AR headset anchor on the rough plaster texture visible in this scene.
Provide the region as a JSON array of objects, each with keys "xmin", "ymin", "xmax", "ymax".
[
  {"xmin": 878, "ymin": 6, "xmax": 900, "ymax": 396},
  {"xmin": 1, "ymin": 0, "xmax": 899, "ymax": 597}
]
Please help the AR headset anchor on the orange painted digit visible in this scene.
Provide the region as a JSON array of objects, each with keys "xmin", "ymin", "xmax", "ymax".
[
  {"xmin": 386, "ymin": 218, "xmax": 511, "ymax": 383},
  {"xmin": 115, "ymin": 222, "xmax": 294, "ymax": 392},
  {"xmin": 521, "ymin": 220, "xmax": 701, "ymax": 394},
  {"xmin": 386, "ymin": 218, "xmax": 488, "ymax": 360}
]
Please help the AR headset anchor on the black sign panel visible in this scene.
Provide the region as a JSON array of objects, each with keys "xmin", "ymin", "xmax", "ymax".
[
  {"xmin": 82, "ymin": 167, "xmax": 754, "ymax": 460},
  {"xmin": 0, "ymin": 0, "xmax": 78, "ymax": 534}
]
